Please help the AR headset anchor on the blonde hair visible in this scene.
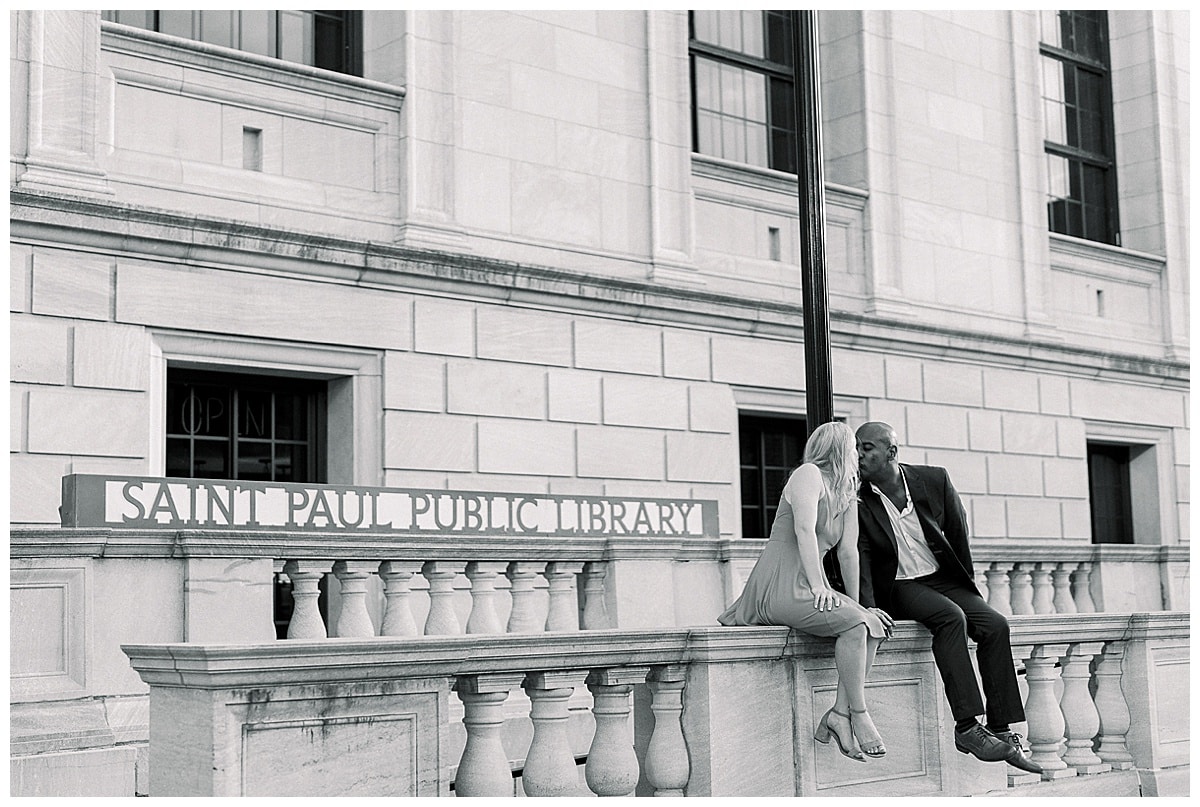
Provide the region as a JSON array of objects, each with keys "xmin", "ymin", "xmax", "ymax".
[{"xmin": 803, "ymin": 421, "xmax": 858, "ymax": 514}]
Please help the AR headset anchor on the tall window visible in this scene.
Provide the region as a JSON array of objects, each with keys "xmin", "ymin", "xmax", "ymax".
[
  {"xmin": 1040, "ymin": 10, "xmax": 1119, "ymax": 245},
  {"xmin": 1087, "ymin": 442, "xmax": 1134, "ymax": 544},
  {"xmin": 103, "ymin": 10, "xmax": 361, "ymax": 76},
  {"xmin": 739, "ymin": 414, "xmax": 807, "ymax": 538},
  {"xmin": 689, "ymin": 10, "xmax": 797, "ymax": 173}
]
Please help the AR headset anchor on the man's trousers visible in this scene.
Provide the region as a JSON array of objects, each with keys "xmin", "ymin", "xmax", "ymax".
[{"xmin": 891, "ymin": 570, "xmax": 1025, "ymax": 727}]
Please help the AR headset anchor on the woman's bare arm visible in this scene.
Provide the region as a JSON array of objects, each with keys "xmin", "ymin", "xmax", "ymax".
[{"xmin": 783, "ymin": 464, "xmax": 841, "ymax": 611}]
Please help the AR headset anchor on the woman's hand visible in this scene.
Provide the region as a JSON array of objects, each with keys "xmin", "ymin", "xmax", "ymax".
[
  {"xmin": 868, "ymin": 607, "xmax": 895, "ymax": 638},
  {"xmin": 811, "ymin": 586, "xmax": 842, "ymax": 612}
]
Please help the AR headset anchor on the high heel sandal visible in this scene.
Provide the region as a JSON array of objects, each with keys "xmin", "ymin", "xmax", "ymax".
[
  {"xmin": 814, "ymin": 707, "xmax": 865, "ymax": 762},
  {"xmin": 848, "ymin": 707, "xmax": 887, "ymax": 758}
]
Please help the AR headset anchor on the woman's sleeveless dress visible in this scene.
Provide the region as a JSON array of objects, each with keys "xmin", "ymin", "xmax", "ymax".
[{"xmin": 717, "ymin": 473, "xmax": 885, "ymax": 639}]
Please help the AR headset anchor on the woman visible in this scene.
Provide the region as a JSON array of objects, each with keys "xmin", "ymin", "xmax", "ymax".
[{"xmin": 718, "ymin": 421, "xmax": 891, "ymax": 761}]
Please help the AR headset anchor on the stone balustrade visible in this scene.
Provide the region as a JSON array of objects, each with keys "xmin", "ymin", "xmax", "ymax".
[
  {"xmin": 281, "ymin": 557, "xmax": 609, "ymax": 639},
  {"xmin": 975, "ymin": 560, "xmax": 1096, "ymax": 616},
  {"xmin": 122, "ymin": 611, "xmax": 1189, "ymax": 797}
]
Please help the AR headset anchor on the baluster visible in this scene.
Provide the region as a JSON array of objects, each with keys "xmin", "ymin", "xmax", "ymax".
[
  {"xmin": 585, "ymin": 667, "xmax": 648, "ymax": 797},
  {"xmin": 465, "ymin": 561, "xmax": 508, "ymax": 635},
  {"xmin": 1060, "ymin": 642, "xmax": 1110, "ymax": 774},
  {"xmin": 1009, "ymin": 564, "xmax": 1035, "ymax": 615},
  {"xmin": 1007, "ymin": 648, "xmax": 1038, "ymax": 787},
  {"xmin": 1051, "ymin": 564, "xmax": 1077, "ymax": 614},
  {"xmin": 505, "ymin": 561, "xmax": 546, "ymax": 633},
  {"xmin": 1093, "ymin": 641, "xmax": 1134, "ymax": 769},
  {"xmin": 522, "ymin": 671, "xmax": 587, "ymax": 797},
  {"xmin": 1030, "ymin": 563, "xmax": 1055, "ymax": 615},
  {"xmin": 1071, "ymin": 562, "xmax": 1097, "ymax": 613},
  {"xmin": 984, "ymin": 562, "xmax": 1013, "ymax": 616},
  {"xmin": 379, "ymin": 560, "xmax": 423, "ymax": 637},
  {"xmin": 282, "ymin": 559, "xmax": 332, "ymax": 639},
  {"xmin": 544, "ymin": 561, "xmax": 584, "ymax": 632},
  {"xmin": 454, "ymin": 673, "xmax": 524, "ymax": 797},
  {"xmin": 331, "ymin": 560, "xmax": 377, "ymax": 638},
  {"xmin": 422, "ymin": 560, "xmax": 464, "ymax": 635},
  {"xmin": 581, "ymin": 562, "xmax": 611, "ymax": 629},
  {"xmin": 645, "ymin": 665, "xmax": 690, "ymax": 796},
  {"xmin": 1023, "ymin": 644, "xmax": 1074, "ymax": 779}
]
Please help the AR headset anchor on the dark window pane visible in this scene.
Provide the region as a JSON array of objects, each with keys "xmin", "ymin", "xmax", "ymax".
[
  {"xmin": 166, "ymin": 437, "xmax": 192, "ymax": 477},
  {"xmin": 237, "ymin": 440, "xmax": 272, "ymax": 481},
  {"xmin": 766, "ymin": 11, "xmax": 793, "ymax": 67},
  {"xmin": 741, "ymin": 467, "xmax": 761, "ymax": 502},
  {"xmin": 742, "ymin": 509, "xmax": 763, "ymax": 540},
  {"xmin": 763, "ymin": 432, "xmax": 787, "ymax": 466},
  {"xmin": 192, "ymin": 439, "xmax": 229, "ymax": 479},
  {"xmin": 1087, "ymin": 444, "xmax": 1133, "ymax": 544},
  {"xmin": 275, "ymin": 392, "xmax": 306, "ymax": 441},
  {"xmin": 764, "ymin": 468, "xmax": 789, "ymax": 506},
  {"xmin": 275, "ymin": 445, "xmax": 306, "ymax": 483},
  {"xmin": 239, "ymin": 389, "xmax": 271, "ymax": 439},
  {"xmin": 313, "ymin": 12, "xmax": 345, "ymax": 71}
]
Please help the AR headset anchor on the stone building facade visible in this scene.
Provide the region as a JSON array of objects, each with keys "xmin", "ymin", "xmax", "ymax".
[{"xmin": 8, "ymin": 9, "xmax": 1189, "ymax": 796}]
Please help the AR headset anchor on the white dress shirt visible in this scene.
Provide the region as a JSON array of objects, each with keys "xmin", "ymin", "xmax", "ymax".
[{"xmin": 870, "ymin": 468, "xmax": 939, "ymax": 580}]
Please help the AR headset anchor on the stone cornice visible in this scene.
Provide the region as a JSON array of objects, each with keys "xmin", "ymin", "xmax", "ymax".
[
  {"xmin": 9, "ymin": 190, "xmax": 1188, "ymax": 386},
  {"xmin": 9, "ymin": 528, "xmax": 1190, "ymax": 566}
]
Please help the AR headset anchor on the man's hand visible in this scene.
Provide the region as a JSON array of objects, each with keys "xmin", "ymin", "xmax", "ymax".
[
  {"xmin": 869, "ymin": 607, "xmax": 895, "ymax": 638},
  {"xmin": 811, "ymin": 586, "xmax": 842, "ymax": 612}
]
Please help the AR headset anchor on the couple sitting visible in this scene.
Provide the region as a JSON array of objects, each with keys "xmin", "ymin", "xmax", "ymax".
[{"xmin": 719, "ymin": 421, "xmax": 1039, "ymax": 774}]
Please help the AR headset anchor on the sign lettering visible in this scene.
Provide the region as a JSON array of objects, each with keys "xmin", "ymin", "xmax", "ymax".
[{"xmin": 59, "ymin": 475, "xmax": 719, "ymax": 539}]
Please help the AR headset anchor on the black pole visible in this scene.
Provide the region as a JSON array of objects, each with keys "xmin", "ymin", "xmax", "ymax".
[{"xmin": 792, "ymin": 11, "xmax": 834, "ymax": 434}]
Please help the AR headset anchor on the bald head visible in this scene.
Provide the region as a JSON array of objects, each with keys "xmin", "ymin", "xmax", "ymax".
[
  {"xmin": 856, "ymin": 421, "xmax": 897, "ymax": 448},
  {"xmin": 855, "ymin": 421, "xmax": 900, "ymax": 483}
]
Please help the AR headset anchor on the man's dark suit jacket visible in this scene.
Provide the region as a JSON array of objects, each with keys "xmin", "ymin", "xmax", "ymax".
[{"xmin": 856, "ymin": 463, "xmax": 979, "ymax": 612}]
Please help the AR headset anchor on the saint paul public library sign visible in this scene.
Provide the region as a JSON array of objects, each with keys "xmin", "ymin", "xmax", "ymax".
[{"xmin": 60, "ymin": 475, "xmax": 719, "ymax": 539}]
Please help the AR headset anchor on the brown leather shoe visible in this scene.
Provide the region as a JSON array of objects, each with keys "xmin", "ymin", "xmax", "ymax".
[{"xmin": 954, "ymin": 723, "xmax": 1012, "ymax": 762}]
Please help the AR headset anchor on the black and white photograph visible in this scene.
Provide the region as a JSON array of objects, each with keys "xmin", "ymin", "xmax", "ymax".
[{"xmin": 7, "ymin": 8, "xmax": 1190, "ymax": 798}]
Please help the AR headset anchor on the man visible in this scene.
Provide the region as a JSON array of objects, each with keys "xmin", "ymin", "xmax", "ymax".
[{"xmin": 854, "ymin": 421, "xmax": 1039, "ymax": 775}]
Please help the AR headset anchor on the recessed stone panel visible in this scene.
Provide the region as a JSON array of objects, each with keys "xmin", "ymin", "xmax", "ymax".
[
  {"xmin": 10, "ymin": 562, "xmax": 89, "ymax": 700},
  {"xmin": 242, "ymin": 713, "xmax": 421, "ymax": 796}
]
